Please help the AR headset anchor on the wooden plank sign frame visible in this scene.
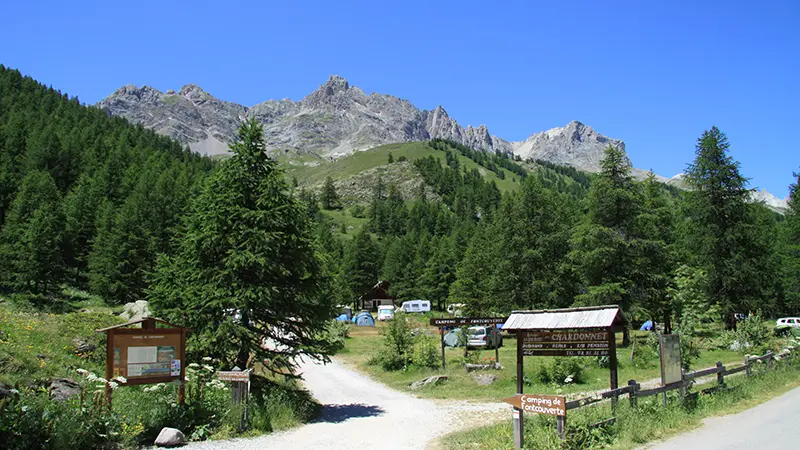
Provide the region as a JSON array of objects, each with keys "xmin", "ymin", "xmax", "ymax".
[
  {"xmin": 98, "ymin": 318, "xmax": 187, "ymax": 405},
  {"xmin": 429, "ymin": 317, "xmax": 508, "ymax": 369}
]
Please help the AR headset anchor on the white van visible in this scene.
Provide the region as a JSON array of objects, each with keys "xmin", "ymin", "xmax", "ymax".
[
  {"xmin": 377, "ymin": 305, "xmax": 395, "ymax": 321},
  {"xmin": 401, "ymin": 300, "xmax": 431, "ymax": 313}
]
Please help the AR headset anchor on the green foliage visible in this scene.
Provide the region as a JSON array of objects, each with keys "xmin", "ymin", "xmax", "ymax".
[
  {"xmin": 320, "ymin": 176, "xmax": 340, "ymax": 210},
  {"xmin": 342, "ymin": 227, "xmax": 381, "ymax": 299},
  {"xmin": 725, "ymin": 313, "xmax": 771, "ymax": 354},
  {"xmin": 320, "ymin": 319, "xmax": 351, "ymax": 354},
  {"xmin": 682, "ymin": 126, "xmax": 772, "ymax": 328},
  {"xmin": 374, "ymin": 315, "xmax": 415, "ymax": 371},
  {"xmin": 412, "ymin": 335, "xmax": 441, "ymax": 370},
  {"xmin": 535, "ymin": 357, "xmax": 585, "ymax": 385},
  {"xmin": 149, "ymin": 118, "xmax": 335, "ymax": 373},
  {"xmin": 0, "ymin": 65, "xmax": 212, "ymax": 303}
]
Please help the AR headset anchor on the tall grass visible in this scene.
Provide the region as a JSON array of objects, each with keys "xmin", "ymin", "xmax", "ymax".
[{"xmin": 443, "ymin": 356, "xmax": 800, "ymax": 449}]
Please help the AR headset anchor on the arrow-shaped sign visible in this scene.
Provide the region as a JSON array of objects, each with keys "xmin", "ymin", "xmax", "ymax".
[{"xmin": 503, "ymin": 393, "xmax": 566, "ymax": 416}]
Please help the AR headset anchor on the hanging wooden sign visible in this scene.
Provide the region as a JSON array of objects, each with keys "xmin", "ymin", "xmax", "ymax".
[{"xmin": 520, "ymin": 330, "xmax": 610, "ymax": 356}]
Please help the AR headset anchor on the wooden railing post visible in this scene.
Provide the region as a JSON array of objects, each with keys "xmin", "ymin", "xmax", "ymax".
[
  {"xmin": 557, "ymin": 415, "xmax": 566, "ymax": 441},
  {"xmin": 745, "ymin": 355, "xmax": 752, "ymax": 377},
  {"xmin": 678, "ymin": 369, "xmax": 686, "ymax": 400},
  {"xmin": 628, "ymin": 379, "xmax": 638, "ymax": 409},
  {"xmin": 716, "ymin": 361, "xmax": 725, "ymax": 386}
]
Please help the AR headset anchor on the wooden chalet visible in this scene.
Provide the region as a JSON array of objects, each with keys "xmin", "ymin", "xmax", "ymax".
[{"xmin": 357, "ymin": 280, "xmax": 396, "ymax": 311}]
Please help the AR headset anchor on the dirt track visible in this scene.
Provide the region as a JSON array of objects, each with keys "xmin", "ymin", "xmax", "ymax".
[{"xmin": 187, "ymin": 357, "xmax": 507, "ymax": 450}]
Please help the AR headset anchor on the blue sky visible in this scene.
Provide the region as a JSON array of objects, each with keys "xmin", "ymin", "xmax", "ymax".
[{"xmin": 1, "ymin": 0, "xmax": 798, "ymax": 197}]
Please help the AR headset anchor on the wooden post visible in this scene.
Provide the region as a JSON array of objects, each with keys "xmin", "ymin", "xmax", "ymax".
[
  {"xmin": 178, "ymin": 327, "xmax": 186, "ymax": 405},
  {"xmin": 678, "ymin": 369, "xmax": 686, "ymax": 400},
  {"xmin": 745, "ymin": 355, "xmax": 752, "ymax": 377},
  {"xmin": 495, "ymin": 329, "xmax": 500, "ymax": 365},
  {"xmin": 716, "ymin": 361, "xmax": 725, "ymax": 386},
  {"xmin": 608, "ymin": 329, "xmax": 618, "ymax": 413},
  {"xmin": 105, "ymin": 329, "xmax": 114, "ymax": 409},
  {"xmin": 556, "ymin": 415, "xmax": 566, "ymax": 441},
  {"xmin": 514, "ymin": 332, "xmax": 524, "ymax": 449},
  {"xmin": 628, "ymin": 379, "xmax": 638, "ymax": 409},
  {"xmin": 766, "ymin": 351, "xmax": 774, "ymax": 369},
  {"xmin": 440, "ymin": 326, "xmax": 446, "ymax": 370}
]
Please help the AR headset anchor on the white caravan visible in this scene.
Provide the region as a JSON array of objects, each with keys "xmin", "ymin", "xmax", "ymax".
[{"xmin": 401, "ymin": 300, "xmax": 431, "ymax": 313}]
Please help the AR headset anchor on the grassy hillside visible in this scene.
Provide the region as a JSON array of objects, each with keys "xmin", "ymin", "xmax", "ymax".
[{"xmin": 283, "ymin": 142, "xmax": 524, "ymax": 193}]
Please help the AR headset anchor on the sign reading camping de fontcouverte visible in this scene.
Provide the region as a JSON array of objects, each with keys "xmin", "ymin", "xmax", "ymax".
[
  {"xmin": 503, "ymin": 394, "xmax": 566, "ymax": 416},
  {"xmin": 429, "ymin": 317, "xmax": 507, "ymax": 327},
  {"xmin": 521, "ymin": 330, "xmax": 610, "ymax": 357}
]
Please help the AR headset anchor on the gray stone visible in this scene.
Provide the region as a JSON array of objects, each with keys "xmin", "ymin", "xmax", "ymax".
[
  {"xmin": 49, "ymin": 378, "xmax": 81, "ymax": 401},
  {"xmin": 473, "ymin": 374, "xmax": 498, "ymax": 386},
  {"xmin": 465, "ymin": 363, "xmax": 503, "ymax": 372},
  {"xmin": 409, "ymin": 375, "xmax": 448, "ymax": 390},
  {"xmin": 155, "ymin": 427, "xmax": 186, "ymax": 447},
  {"xmin": 72, "ymin": 337, "xmax": 97, "ymax": 354},
  {"xmin": 120, "ymin": 300, "xmax": 151, "ymax": 321}
]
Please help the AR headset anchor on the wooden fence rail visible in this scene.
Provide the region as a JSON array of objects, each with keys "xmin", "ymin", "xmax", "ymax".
[{"xmin": 566, "ymin": 349, "xmax": 785, "ymax": 416}]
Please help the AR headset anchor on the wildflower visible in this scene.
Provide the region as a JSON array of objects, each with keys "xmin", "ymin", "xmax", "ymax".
[
  {"xmin": 108, "ymin": 381, "xmax": 119, "ymax": 390},
  {"xmin": 188, "ymin": 363, "xmax": 200, "ymax": 369},
  {"xmin": 202, "ymin": 364, "xmax": 214, "ymax": 372},
  {"xmin": 202, "ymin": 356, "xmax": 212, "ymax": 362},
  {"xmin": 76, "ymin": 368, "xmax": 89, "ymax": 375},
  {"xmin": 114, "ymin": 376, "xmax": 128, "ymax": 384},
  {"xmin": 564, "ymin": 375, "xmax": 574, "ymax": 384}
]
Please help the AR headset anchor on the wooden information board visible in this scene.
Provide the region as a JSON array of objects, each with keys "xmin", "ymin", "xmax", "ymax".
[
  {"xmin": 429, "ymin": 317, "xmax": 507, "ymax": 327},
  {"xmin": 521, "ymin": 330, "xmax": 610, "ymax": 357},
  {"xmin": 108, "ymin": 328, "xmax": 185, "ymax": 386},
  {"xmin": 659, "ymin": 334, "xmax": 682, "ymax": 385}
]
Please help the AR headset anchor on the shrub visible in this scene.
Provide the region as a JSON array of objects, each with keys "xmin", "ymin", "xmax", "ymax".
[
  {"xmin": 412, "ymin": 336, "xmax": 440, "ymax": 370},
  {"xmin": 536, "ymin": 357, "xmax": 585, "ymax": 385},
  {"xmin": 374, "ymin": 315, "xmax": 415, "ymax": 371},
  {"xmin": 729, "ymin": 313, "xmax": 771, "ymax": 353},
  {"xmin": 320, "ymin": 319, "xmax": 350, "ymax": 354}
]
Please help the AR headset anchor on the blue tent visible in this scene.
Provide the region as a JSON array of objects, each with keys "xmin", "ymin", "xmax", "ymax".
[
  {"xmin": 444, "ymin": 329, "xmax": 463, "ymax": 347},
  {"xmin": 355, "ymin": 312, "xmax": 375, "ymax": 327},
  {"xmin": 640, "ymin": 320, "xmax": 654, "ymax": 331},
  {"xmin": 335, "ymin": 314, "xmax": 350, "ymax": 322}
]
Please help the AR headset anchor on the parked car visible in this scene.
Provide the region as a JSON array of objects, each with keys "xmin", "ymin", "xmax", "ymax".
[
  {"xmin": 377, "ymin": 305, "xmax": 395, "ymax": 321},
  {"xmin": 776, "ymin": 317, "xmax": 800, "ymax": 327},
  {"xmin": 467, "ymin": 326, "xmax": 502, "ymax": 349},
  {"xmin": 401, "ymin": 300, "xmax": 431, "ymax": 313}
]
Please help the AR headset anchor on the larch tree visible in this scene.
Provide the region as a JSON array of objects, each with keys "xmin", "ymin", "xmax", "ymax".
[
  {"xmin": 321, "ymin": 176, "xmax": 340, "ymax": 210},
  {"xmin": 682, "ymin": 126, "xmax": 770, "ymax": 328},
  {"xmin": 149, "ymin": 117, "xmax": 336, "ymax": 373}
]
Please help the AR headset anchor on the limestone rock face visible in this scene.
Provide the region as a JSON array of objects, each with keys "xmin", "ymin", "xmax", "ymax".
[{"xmin": 512, "ymin": 121, "xmax": 626, "ymax": 173}]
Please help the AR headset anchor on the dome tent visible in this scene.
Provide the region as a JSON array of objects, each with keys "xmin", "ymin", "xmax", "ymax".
[
  {"xmin": 354, "ymin": 311, "xmax": 375, "ymax": 327},
  {"xmin": 443, "ymin": 329, "xmax": 463, "ymax": 347}
]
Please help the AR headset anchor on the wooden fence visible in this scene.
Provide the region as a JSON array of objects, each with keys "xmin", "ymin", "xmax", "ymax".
[{"xmin": 555, "ymin": 349, "xmax": 792, "ymax": 439}]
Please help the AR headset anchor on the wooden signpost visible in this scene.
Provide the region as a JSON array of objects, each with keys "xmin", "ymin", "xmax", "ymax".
[
  {"xmin": 96, "ymin": 318, "xmax": 187, "ymax": 407},
  {"xmin": 218, "ymin": 368, "xmax": 253, "ymax": 424},
  {"xmin": 502, "ymin": 306, "xmax": 628, "ymax": 448},
  {"xmin": 429, "ymin": 317, "xmax": 507, "ymax": 369}
]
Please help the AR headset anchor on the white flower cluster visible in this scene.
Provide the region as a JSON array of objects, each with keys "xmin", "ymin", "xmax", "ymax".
[
  {"xmin": 143, "ymin": 383, "xmax": 167, "ymax": 393},
  {"xmin": 205, "ymin": 379, "xmax": 229, "ymax": 391}
]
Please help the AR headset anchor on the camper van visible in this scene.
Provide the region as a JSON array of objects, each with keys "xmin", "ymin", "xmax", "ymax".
[
  {"xmin": 401, "ymin": 300, "xmax": 431, "ymax": 313},
  {"xmin": 377, "ymin": 305, "xmax": 395, "ymax": 321}
]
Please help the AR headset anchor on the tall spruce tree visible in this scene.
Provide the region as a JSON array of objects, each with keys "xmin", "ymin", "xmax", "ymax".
[
  {"xmin": 781, "ymin": 170, "xmax": 800, "ymax": 313},
  {"xmin": 682, "ymin": 127, "xmax": 770, "ymax": 328},
  {"xmin": 321, "ymin": 176, "xmax": 340, "ymax": 210},
  {"xmin": 0, "ymin": 170, "xmax": 64, "ymax": 293},
  {"xmin": 570, "ymin": 145, "xmax": 640, "ymax": 344},
  {"xmin": 342, "ymin": 227, "xmax": 382, "ymax": 302},
  {"xmin": 149, "ymin": 118, "xmax": 335, "ymax": 372}
]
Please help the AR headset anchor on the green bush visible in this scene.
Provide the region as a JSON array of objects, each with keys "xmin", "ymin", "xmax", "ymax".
[
  {"xmin": 536, "ymin": 357, "xmax": 585, "ymax": 385},
  {"xmin": 374, "ymin": 316, "xmax": 415, "ymax": 371},
  {"xmin": 320, "ymin": 320, "xmax": 350, "ymax": 354},
  {"xmin": 412, "ymin": 336, "xmax": 440, "ymax": 370},
  {"xmin": 729, "ymin": 313, "xmax": 771, "ymax": 353}
]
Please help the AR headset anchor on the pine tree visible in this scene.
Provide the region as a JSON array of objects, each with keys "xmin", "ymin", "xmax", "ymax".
[
  {"xmin": 368, "ymin": 176, "xmax": 388, "ymax": 233},
  {"xmin": 388, "ymin": 152, "xmax": 394, "ymax": 164},
  {"xmin": 343, "ymin": 227, "xmax": 382, "ymax": 302},
  {"xmin": 682, "ymin": 127, "xmax": 771, "ymax": 328},
  {"xmin": 633, "ymin": 172, "xmax": 676, "ymax": 331},
  {"xmin": 63, "ymin": 173, "xmax": 104, "ymax": 284},
  {"xmin": 570, "ymin": 145, "xmax": 640, "ymax": 344},
  {"xmin": 780, "ymin": 170, "xmax": 800, "ymax": 313},
  {"xmin": 321, "ymin": 176, "xmax": 340, "ymax": 210},
  {"xmin": 150, "ymin": 118, "xmax": 335, "ymax": 372},
  {"xmin": 0, "ymin": 170, "xmax": 64, "ymax": 293}
]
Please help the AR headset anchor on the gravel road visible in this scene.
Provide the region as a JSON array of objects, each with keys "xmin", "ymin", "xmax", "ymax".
[
  {"xmin": 644, "ymin": 386, "xmax": 800, "ymax": 450},
  {"xmin": 187, "ymin": 358, "xmax": 507, "ymax": 450}
]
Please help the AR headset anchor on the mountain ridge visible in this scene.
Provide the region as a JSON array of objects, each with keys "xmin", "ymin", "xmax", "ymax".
[{"xmin": 97, "ymin": 75, "xmax": 620, "ymax": 173}]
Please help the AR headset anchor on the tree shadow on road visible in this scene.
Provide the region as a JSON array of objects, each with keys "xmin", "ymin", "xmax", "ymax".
[{"xmin": 314, "ymin": 403, "xmax": 385, "ymax": 423}]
